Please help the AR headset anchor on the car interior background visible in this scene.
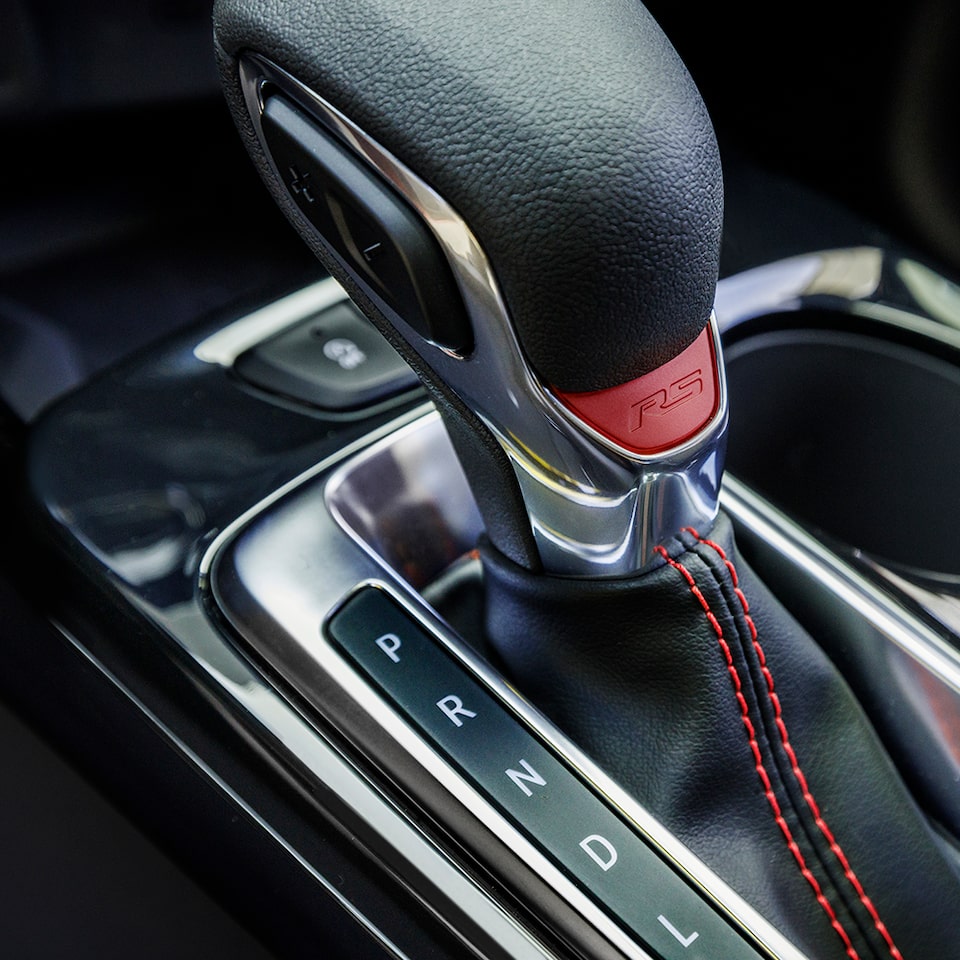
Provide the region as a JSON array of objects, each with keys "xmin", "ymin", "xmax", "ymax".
[{"xmin": 2, "ymin": 0, "xmax": 960, "ymax": 958}]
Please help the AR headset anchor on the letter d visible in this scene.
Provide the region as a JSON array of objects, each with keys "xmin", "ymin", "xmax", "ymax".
[{"xmin": 579, "ymin": 834, "xmax": 618, "ymax": 871}]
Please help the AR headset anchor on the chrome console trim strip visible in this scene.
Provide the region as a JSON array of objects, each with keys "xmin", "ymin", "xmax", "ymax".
[
  {"xmin": 55, "ymin": 621, "xmax": 415, "ymax": 960},
  {"xmin": 715, "ymin": 245, "xmax": 960, "ymax": 350},
  {"xmin": 721, "ymin": 475, "xmax": 960, "ymax": 692},
  {"xmin": 714, "ymin": 244, "xmax": 960, "ymax": 640},
  {"xmin": 236, "ymin": 53, "xmax": 727, "ymax": 578},
  {"xmin": 187, "ymin": 407, "xmax": 567, "ymax": 960}
]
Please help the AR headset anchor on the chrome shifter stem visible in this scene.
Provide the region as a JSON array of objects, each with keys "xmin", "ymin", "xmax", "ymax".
[{"xmin": 481, "ymin": 317, "xmax": 727, "ymax": 576}]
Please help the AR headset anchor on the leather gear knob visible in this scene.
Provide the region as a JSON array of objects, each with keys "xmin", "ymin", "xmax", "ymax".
[{"xmin": 212, "ymin": 0, "xmax": 723, "ymax": 393}]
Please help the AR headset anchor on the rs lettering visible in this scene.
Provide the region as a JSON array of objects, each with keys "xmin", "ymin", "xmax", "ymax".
[{"xmin": 630, "ymin": 369, "xmax": 703, "ymax": 432}]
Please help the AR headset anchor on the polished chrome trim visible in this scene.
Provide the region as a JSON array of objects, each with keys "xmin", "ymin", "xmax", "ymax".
[
  {"xmin": 54, "ymin": 621, "xmax": 415, "ymax": 960},
  {"xmin": 193, "ymin": 276, "xmax": 348, "ymax": 366},
  {"xmin": 714, "ymin": 245, "xmax": 960, "ymax": 634},
  {"xmin": 864, "ymin": 561, "xmax": 960, "ymax": 639},
  {"xmin": 236, "ymin": 53, "xmax": 727, "ymax": 577},
  {"xmin": 721, "ymin": 476, "xmax": 960, "ymax": 692},
  {"xmin": 199, "ymin": 401, "xmax": 436, "ymax": 583},
  {"xmin": 323, "ymin": 411, "xmax": 484, "ymax": 588},
  {"xmin": 195, "ymin": 406, "xmax": 562, "ymax": 960},
  {"xmin": 215, "ymin": 408, "xmax": 808, "ymax": 960},
  {"xmin": 715, "ymin": 245, "xmax": 960, "ymax": 351}
]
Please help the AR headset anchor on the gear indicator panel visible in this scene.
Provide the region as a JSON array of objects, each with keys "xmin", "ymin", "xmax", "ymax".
[{"xmin": 325, "ymin": 584, "xmax": 769, "ymax": 960}]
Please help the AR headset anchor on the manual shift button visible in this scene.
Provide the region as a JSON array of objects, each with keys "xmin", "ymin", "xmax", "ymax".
[{"xmin": 261, "ymin": 93, "xmax": 473, "ymax": 353}]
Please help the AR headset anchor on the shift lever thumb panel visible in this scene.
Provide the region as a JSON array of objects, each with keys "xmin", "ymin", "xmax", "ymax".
[{"xmin": 212, "ymin": 0, "xmax": 726, "ymax": 577}]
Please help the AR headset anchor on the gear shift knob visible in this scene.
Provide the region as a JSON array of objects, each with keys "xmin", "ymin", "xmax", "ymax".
[{"xmin": 213, "ymin": 0, "xmax": 725, "ymax": 575}]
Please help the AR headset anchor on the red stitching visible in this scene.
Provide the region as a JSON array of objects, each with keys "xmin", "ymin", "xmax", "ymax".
[
  {"xmin": 655, "ymin": 543, "xmax": 862, "ymax": 960},
  {"xmin": 681, "ymin": 529, "xmax": 904, "ymax": 960}
]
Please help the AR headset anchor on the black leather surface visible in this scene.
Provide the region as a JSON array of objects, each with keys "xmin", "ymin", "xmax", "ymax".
[
  {"xmin": 482, "ymin": 512, "xmax": 960, "ymax": 959},
  {"xmin": 212, "ymin": 0, "xmax": 723, "ymax": 393}
]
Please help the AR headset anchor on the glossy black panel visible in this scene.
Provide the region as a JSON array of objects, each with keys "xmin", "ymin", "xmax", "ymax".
[{"xmin": 17, "ymin": 287, "xmax": 466, "ymax": 960}]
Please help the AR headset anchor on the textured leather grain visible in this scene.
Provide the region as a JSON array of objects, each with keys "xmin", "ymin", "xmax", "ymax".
[
  {"xmin": 212, "ymin": 0, "xmax": 723, "ymax": 393},
  {"xmin": 483, "ymin": 512, "xmax": 960, "ymax": 959}
]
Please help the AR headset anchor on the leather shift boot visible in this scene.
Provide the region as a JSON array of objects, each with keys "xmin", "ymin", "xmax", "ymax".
[{"xmin": 481, "ymin": 513, "xmax": 960, "ymax": 959}]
